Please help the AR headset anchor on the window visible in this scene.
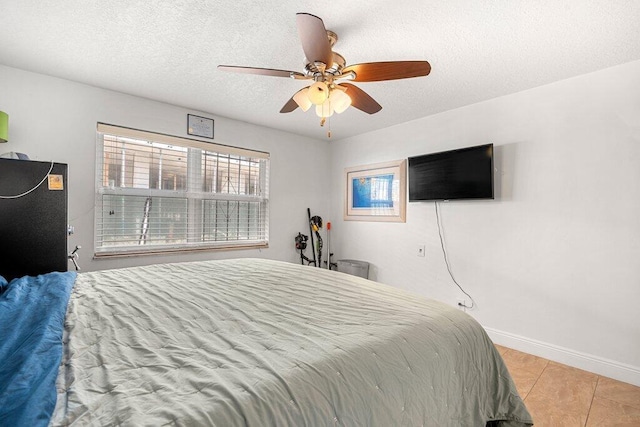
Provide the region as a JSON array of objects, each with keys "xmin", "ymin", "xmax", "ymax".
[{"xmin": 95, "ymin": 123, "xmax": 269, "ymax": 257}]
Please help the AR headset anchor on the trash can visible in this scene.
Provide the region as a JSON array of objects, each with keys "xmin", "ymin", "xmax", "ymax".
[{"xmin": 337, "ymin": 259, "xmax": 369, "ymax": 279}]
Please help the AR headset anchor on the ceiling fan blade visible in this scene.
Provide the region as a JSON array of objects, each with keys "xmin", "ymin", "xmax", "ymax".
[
  {"xmin": 340, "ymin": 83, "xmax": 382, "ymax": 114},
  {"xmin": 218, "ymin": 65, "xmax": 306, "ymax": 79},
  {"xmin": 342, "ymin": 61, "xmax": 431, "ymax": 82},
  {"xmin": 296, "ymin": 13, "xmax": 333, "ymax": 66},
  {"xmin": 280, "ymin": 95, "xmax": 299, "ymax": 113}
]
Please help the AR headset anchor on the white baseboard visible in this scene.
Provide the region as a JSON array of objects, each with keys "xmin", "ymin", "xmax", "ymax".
[{"xmin": 484, "ymin": 326, "xmax": 640, "ymax": 387}]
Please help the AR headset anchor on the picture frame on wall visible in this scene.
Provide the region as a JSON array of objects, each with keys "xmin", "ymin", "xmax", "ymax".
[
  {"xmin": 344, "ymin": 159, "xmax": 406, "ymax": 222},
  {"xmin": 187, "ymin": 114, "xmax": 214, "ymax": 139}
]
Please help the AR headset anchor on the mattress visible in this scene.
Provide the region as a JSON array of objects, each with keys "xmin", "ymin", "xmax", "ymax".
[{"xmin": 49, "ymin": 258, "xmax": 531, "ymax": 426}]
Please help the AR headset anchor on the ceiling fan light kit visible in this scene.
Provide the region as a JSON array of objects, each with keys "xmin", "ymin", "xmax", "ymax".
[
  {"xmin": 218, "ymin": 13, "xmax": 431, "ymax": 136},
  {"xmin": 329, "ymin": 88, "xmax": 351, "ymax": 114},
  {"xmin": 292, "ymin": 88, "xmax": 312, "ymax": 112},
  {"xmin": 316, "ymin": 102, "xmax": 333, "ymax": 119},
  {"xmin": 308, "ymin": 81, "xmax": 329, "ymax": 105}
]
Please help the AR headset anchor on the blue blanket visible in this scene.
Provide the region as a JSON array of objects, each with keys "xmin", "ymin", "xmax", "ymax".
[{"xmin": 0, "ymin": 271, "xmax": 76, "ymax": 427}]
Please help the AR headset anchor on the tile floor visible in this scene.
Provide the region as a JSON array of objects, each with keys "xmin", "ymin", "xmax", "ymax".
[{"xmin": 495, "ymin": 345, "xmax": 640, "ymax": 426}]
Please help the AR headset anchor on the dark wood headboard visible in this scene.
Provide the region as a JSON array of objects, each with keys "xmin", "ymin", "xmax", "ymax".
[{"xmin": 0, "ymin": 158, "xmax": 68, "ymax": 281}]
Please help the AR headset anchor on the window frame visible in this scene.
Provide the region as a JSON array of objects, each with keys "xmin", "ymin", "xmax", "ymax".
[{"xmin": 94, "ymin": 123, "xmax": 270, "ymax": 258}]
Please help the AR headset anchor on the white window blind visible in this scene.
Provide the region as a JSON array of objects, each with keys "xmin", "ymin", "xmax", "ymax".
[{"xmin": 95, "ymin": 123, "xmax": 269, "ymax": 257}]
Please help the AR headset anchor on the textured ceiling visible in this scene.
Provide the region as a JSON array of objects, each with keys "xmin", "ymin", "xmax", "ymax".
[{"xmin": 1, "ymin": 1, "xmax": 640, "ymax": 142}]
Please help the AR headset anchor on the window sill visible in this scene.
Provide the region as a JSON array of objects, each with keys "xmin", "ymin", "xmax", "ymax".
[{"xmin": 93, "ymin": 243, "xmax": 268, "ymax": 259}]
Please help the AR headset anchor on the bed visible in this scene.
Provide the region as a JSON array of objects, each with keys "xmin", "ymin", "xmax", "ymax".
[{"xmin": 0, "ymin": 258, "xmax": 532, "ymax": 426}]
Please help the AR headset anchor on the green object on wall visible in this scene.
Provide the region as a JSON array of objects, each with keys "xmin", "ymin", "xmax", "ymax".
[{"xmin": 0, "ymin": 111, "xmax": 8, "ymax": 142}]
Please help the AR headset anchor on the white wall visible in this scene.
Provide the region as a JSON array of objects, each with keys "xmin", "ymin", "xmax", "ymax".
[
  {"xmin": 329, "ymin": 60, "xmax": 640, "ymax": 386},
  {"xmin": 0, "ymin": 65, "xmax": 329, "ymax": 271}
]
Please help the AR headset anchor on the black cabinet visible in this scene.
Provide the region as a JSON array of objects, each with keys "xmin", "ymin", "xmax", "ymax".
[{"xmin": 0, "ymin": 158, "xmax": 68, "ymax": 281}]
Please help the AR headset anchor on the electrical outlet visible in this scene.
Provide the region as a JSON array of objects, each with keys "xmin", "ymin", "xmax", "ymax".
[{"xmin": 417, "ymin": 244, "xmax": 426, "ymax": 257}]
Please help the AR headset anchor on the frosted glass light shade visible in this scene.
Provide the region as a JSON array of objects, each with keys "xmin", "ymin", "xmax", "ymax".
[
  {"xmin": 308, "ymin": 81, "xmax": 329, "ymax": 105},
  {"xmin": 0, "ymin": 111, "xmax": 7, "ymax": 143},
  {"xmin": 315, "ymin": 99, "xmax": 334, "ymax": 118},
  {"xmin": 330, "ymin": 89, "xmax": 351, "ymax": 114},
  {"xmin": 293, "ymin": 88, "xmax": 312, "ymax": 112}
]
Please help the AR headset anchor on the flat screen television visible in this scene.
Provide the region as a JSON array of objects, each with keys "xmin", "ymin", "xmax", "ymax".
[{"xmin": 408, "ymin": 143, "xmax": 494, "ymax": 201}]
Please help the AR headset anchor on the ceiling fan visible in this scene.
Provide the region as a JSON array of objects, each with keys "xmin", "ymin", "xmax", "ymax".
[{"xmin": 218, "ymin": 13, "xmax": 431, "ymax": 135}]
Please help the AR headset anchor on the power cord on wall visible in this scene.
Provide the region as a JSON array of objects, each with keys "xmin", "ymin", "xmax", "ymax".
[{"xmin": 435, "ymin": 201, "xmax": 476, "ymax": 310}]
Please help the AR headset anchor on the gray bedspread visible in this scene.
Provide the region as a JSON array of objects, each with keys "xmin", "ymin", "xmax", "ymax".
[{"xmin": 51, "ymin": 258, "xmax": 532, "ymax": 426}]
